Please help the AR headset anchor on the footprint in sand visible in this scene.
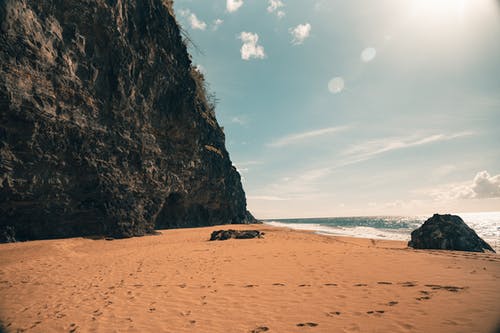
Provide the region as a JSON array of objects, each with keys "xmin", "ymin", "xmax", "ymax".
[
  {"xmin": 326, "ymin": 311, "xmax": 341, "ymax": 317},
  {"xmin": 416, "ymin": 296, "xmax": 431, "ymax": 301},
  {"xmin": 297, "ymin": 322, "xmax": 318, "ymax": 327},
  {"xmin": 417, "ymin": 290, "xmax": 433, "ymax": 300},
  {"xmin": 272, "ymin": 283, "xmax": 285, "ymax": 286},
  {"xmin": 180, "ymin": 311, "xmax": 191, "ymax": 317},
  {"xmin": 324, "ymin": 283, "xmax": 337, "ymax": 286},
  {"xmin": 366, "ymin": 310, "xmax": 385, "ymax": 314},
  {"xmin": 244, "ymin": 284, "xmax": 258, "ymax": 288},
  {"xmin": 424, "ymin": 284, "xmax": 466, "ymax": 292},
  {"xmin": 387, "ymin": 301, "xmax": 398, "ymax": 306},
  {"xmin": 399, "ymin": 281, "xmax": 417, "ymax": 287},
  {"xmin": 377, "ymin": 281, "xmax": 392, "ymax": 285},
  {"xmin": 251, "ymin": 326, "xmax": 269, "ymax": 332},
  {"xmin": 298, "ymin": 284, "xmax": 311, "ymax": 287},
  {"xmin": 69, "ymin": 323, "xmax": 78, "ymax": 333},
  {"xmin": 354, "ymin": 283, "xmax": 367, "ymax": 287}
]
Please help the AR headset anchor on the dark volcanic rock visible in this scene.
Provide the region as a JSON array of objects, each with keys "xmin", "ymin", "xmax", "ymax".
[
  {"xmin": 0, "ymin": 0, "xmax": 254, "ymax": 242},
  {"xmin": 209, "ymin": 229, "xmax": 264, "ymax": 241},
  {"xmin": 408, "ymin": 214, "xmax": 495, "ymax": 253}
]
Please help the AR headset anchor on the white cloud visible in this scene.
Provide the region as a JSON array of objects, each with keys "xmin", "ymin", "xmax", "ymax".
[
  {"xmin": 227, "ymin": 0, "xmax": 244, "ymax": 13},
  {"xmin": 470, "ymin": 171, "xmax": 500, "ymax": 198},
  {"xmin": 289, "ymin": 23, "xmax": 311, "ymax": 45},
  {"xmin": 340, "ymin": 131, "xmax": 474, "ymax": 165},
  {"xmin": 268, "ymin": 126, "xmax": 349, "ymax": 148},
  {"xmin": 213, "ymin": 18, "xmax": 224, "ymax": 30},
  {"xmin": 267, "ymin": 0, "xmax": 285, "ymax": 18},
  {"xmin": 189, "ymin": 13, "xmax": 206, "ymax": 30},
  {"xmin": 178, "ymin": 9, "xmax": 207, "ymax": 30},
  {"xmin": 431, "ymin": 171, "xmax": 500, "ymax": 201},
  {"xmin": 239, "ymin": 32, "xmax": 266, "ymax": 60}
]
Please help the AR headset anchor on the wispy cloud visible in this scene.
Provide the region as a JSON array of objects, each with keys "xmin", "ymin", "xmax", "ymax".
[
  {"xmin": 298, "ymin": 167, "xmax": 332, "ymax": 181},
  {"xmin": 340, "ymin": 131, "xmax": 474, "ymax": 165},
  {"xmin": 239, "ymin": 32, "xmax": 266, "ymax": 60},
  {"xmin": 233, "ymin": 160, "xmax": 263, "ymax": 175},
  {"xmin": 231, "ymin": 116, "xmax": 247, "ymax": 125},
  {"xmin": 268, "ymin": 126, "xmax": 349, "ymax": 148},
  {"xmin": 235, "ymin": 160, "xmax": 263, "ymax": 167},
  {"xmin": 289, "ymin": 23, "xmax": 311, "ymax": 45},
  {"xmin": 267, "ymin": 0, "xmax": 285, "ymax": 18},
  {"xmin": 227, "ymin": 0, "xmax": 244, "ymax": 13},
  {"xmin": 251, "ymin": 166, "xmax": 334, "ymax": 204},
  {"xmin": 247, "ymin": 195, "xmax": 289, "ymax": 201},
  {"xmin": 432, "ymin": 164, "xmax": 457, "ymax": 177}
]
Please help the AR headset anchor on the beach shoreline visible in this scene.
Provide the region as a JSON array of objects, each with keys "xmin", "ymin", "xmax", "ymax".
[{"xmin": 0, "ymin": 224, "xmax": 498, "ymax": 332}]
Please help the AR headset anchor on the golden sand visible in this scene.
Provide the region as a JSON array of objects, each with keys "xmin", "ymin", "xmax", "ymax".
[{"xmin": 0, "ymin": 224, "xmax": 498, "ymax": 332}]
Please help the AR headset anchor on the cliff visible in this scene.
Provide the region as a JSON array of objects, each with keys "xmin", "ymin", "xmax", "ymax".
[{"xmin": 0, "ymin": 0, "xmax": 255, "ymax": 242}]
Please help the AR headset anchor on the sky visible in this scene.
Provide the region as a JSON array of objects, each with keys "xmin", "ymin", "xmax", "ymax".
[{"xmin": 173, "ymin": 0, "xmax": 500, "ymax": 219}]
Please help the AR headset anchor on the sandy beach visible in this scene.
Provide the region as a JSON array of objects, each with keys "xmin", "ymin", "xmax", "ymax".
[{"xmin": 0, "ymin": 224, "xmax": 498, "ymax": 333}]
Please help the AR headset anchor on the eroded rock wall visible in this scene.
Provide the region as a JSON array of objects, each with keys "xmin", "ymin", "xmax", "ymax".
[{"xmin": 0, "ymin": 0, "xmax": 254, "ymax": 241}]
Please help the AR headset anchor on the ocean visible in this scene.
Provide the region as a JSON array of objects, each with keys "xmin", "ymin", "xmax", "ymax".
[{"xmin": 264, "ymin": 212, "xmax": 500, "ymax": 252}]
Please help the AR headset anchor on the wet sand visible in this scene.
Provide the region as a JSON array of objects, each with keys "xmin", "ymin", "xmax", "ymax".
[{"xmin": 0, "ymin": 224, "xmax": 498, "ymax": 332}]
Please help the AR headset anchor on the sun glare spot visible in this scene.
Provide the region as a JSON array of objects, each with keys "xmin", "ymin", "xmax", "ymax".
[
  {"xmin": 411, "ymin": 0, "xmax": 468, "ymax": 21},
  {"xmin": 361, "ymin": 47, "xmax": 377, "ymax": 62},
  {"xmin": 328, "ymin": 77, "xmax": 345, "ymax": 94}
]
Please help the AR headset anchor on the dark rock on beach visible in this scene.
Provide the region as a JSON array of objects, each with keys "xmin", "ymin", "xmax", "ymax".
[
  {"xmin": 0, "ymin": 0, "xmax": 254, "ymax": 242},
  {"xmin": 209, "ymin": 229, "xmax": 264, "ymax": 241},
  {"xmin": 408, "ymin": 214, "xmax": 495, "ymax": 253}
]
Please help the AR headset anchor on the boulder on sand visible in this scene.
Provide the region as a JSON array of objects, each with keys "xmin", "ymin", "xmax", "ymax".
[
  {"xmin": 408, "ymin": 214, "xmax": 495, "ymax": 253},
  {"xmin": 209, "ymin": 230, "xmax": 264, "ymax": 241}
]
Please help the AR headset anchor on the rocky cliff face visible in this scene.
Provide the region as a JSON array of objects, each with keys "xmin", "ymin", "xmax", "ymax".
[{"xmin": 0, "ymin": 0, "xmax": 255, "ymax": 242}]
